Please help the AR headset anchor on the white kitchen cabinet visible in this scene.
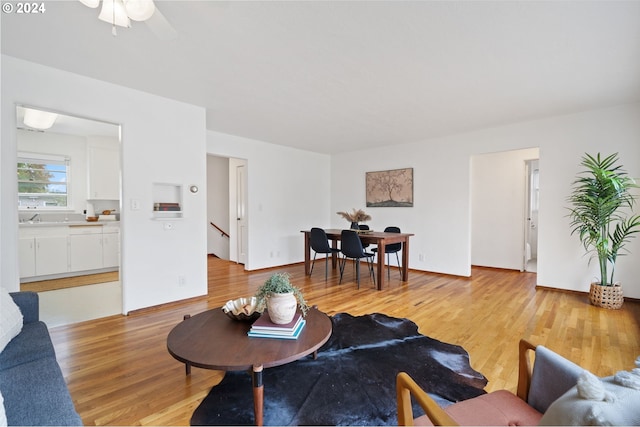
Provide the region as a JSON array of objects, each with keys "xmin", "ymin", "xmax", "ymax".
[
  {"xmin": 19, "ymin": 223, "xmax": 120, "ymax": 279},
  {"xmin": 19, "ymin": 237, "xmax": 36, "ymax": 277},
  {"xmin": 19, "ymin": 227, "xmax": 69, "ymax": 278},
  {"xmin": 87, "ymin": 145, "xmax": 120, "ymax": 200},
  {"xmin": 35, "ymin": 235, "xmax": 69, "ymax": 276},
  {"xmin": 102, "ymin": 229, "xmax": 120, "ymax": 268},
  {"xmin": 69, "ymin": 227, "xmax": 104, "ymax": 272}
]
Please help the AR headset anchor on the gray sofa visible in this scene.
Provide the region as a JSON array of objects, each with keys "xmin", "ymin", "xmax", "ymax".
[{"xmin": 0, "ymin": 291, "xmax": 82, "ymax": 426}]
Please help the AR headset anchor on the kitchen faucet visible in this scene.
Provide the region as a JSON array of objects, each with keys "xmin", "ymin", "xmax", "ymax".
[{"xmin": 29, "ymin": 213, "xmax": 40, "ymax": 221}]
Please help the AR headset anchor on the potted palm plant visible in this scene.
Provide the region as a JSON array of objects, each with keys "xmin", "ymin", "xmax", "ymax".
[
  {"xmin": 255, "ymin": 273, "xmax": 309, "ymax": 324},
  {"xmin": 568, "ymin": 152, "xmax": 640, "ymax": 309}
]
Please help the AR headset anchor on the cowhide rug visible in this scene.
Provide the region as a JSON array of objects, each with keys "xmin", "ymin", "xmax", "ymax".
[{"xmin": 190, "ymin": 312, "xmax": 487, "ymax": 426}]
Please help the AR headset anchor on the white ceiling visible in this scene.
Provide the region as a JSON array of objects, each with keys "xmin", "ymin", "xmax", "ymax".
[{"xmin": 3, "ymin": 1, "xmax": 640, "ymax": 154}]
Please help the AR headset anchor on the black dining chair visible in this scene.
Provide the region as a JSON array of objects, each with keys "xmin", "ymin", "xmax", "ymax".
[
  {"xmin": 309, "ymin": 227, "xmax": 341, "ymax": 281},
  {"xmin": 339, "ymin": 229, "xmax": 376, "ymax": 289},
  {"xmin": 358, "ymin": 224, "xmax": 372, "ymax": 250},
  {"xmin": 371, "ymin": 226, "xmax": 402, "ymax": 280}
]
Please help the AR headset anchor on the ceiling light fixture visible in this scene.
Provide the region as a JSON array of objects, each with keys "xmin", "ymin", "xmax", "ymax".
[
  {"xmin": 23, "ymin": 108, "xmax": 58, "ymax": 130},
  {"xmin": 79, "ymin": 0, "xmax": 156, "ymax": 36}
]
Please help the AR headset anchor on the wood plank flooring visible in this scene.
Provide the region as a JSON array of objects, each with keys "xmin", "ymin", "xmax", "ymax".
[
  {"xmin": 21, "ymin": 271, "xmax": 119, "ymax": 293},
  {"xmin": 48, "ymin": 256, "xmax": 640, "ymax": 426}
]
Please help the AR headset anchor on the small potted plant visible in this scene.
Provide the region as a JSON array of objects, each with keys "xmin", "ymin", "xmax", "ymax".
[
  {"xmin": 255, "ymin": 273, "xmax": 309, "ymax": 324},
  {"xmin": 568, "ymin": 152, "xmax": 640, "ymax": 309},
  {"xmin": 337, "ymin": 208, "xmax": 372, "ymax": 230}
]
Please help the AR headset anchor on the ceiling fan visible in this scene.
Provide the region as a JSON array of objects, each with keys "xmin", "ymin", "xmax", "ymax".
[{"xmin": 79, "ymin": 0, "xmax": 177, "ymax": 39}]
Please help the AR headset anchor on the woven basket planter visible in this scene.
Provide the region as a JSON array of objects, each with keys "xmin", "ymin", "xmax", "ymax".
[{"xmin": 589, "ymin": 282, "xmax": 624, "ymax": 309}]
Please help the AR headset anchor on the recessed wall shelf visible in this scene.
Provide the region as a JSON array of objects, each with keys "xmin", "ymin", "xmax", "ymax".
[{"xmin": 152, "ymin": 183, "xmax": 183, "ymax": 219}]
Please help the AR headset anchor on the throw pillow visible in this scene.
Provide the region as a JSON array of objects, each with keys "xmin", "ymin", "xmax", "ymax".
[
  {"xmin": 539, "ymin": 363, "xmax": 640, "ymax": 426},
  {"xmin": 0, "ymin": 287, "xmax": 24, "ymax": 353},
  {"xmin": 0, "ymin": 389, "xmax": 6, "ymax": 427}
]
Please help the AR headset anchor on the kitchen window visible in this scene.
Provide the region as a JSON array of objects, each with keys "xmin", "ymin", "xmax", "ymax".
[{"xmin": 17, "ymin": 152, "xmax": 70, "ymax": 210}]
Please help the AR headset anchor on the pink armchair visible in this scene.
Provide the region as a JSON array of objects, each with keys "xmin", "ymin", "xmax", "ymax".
[{"xmin": 397, "ymin": 339, "xmax": 584, "ymax": 426}]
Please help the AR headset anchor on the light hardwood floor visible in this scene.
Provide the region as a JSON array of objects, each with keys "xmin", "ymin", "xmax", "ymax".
[{"xmin": 48, "ymin": 256, "xmax": 640, "ymax": 426}]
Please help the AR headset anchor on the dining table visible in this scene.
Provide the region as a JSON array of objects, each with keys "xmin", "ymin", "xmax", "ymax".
[{"xmin": 301, "ymin": 228, "xmax": 414, "ymax": 290}]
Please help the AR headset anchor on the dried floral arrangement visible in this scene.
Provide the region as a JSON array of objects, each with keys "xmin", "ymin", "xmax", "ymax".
[{"xmin": 336, "ymin": 208, "xmax": 372, "ymax": 223}]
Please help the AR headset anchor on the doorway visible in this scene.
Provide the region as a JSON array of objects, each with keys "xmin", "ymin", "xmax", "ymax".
[
  {"xmin": 524, "ymin": 159, "xmax": 539, "ymax": 272},
  {"xmin": 15, "ymin": 105, "xmax": 123, "ymax": 327},
  {"xmin": 470, "ymin": 148, "xmax": 540, "ymax": 272},
  {"xmin": 207, "ymin": 155, "xmax": 230, "ymax": 260},
  {"xmin": 206, "ymin": 156, "xmax": 248, "ymax": 265}
]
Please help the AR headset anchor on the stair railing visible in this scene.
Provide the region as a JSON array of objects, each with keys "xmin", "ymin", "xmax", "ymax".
[{"xmin": 209, "ymin": 222, "xmax": 230, "ymax": 238}]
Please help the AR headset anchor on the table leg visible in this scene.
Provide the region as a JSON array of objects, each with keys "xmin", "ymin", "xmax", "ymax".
[
  {"xmin": 183, "ymin": 314, "xmax": 191, "ymax": 375},
  {"xmin": 376, "ymin": 242, "xmax": 386, "ymax": 290},
  {"xmin": 304, "ymin": 233, "xmax": 311, "ymax": 275},
  {"xmin": 401, "ymin": 238, "xmax": 410, "ymax": 281},
  {"xmin": 252, "ymin": 365, "xmax": 264, "ymax": 426}
]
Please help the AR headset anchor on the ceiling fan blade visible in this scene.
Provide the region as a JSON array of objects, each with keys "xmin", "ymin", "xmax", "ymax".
[{"xmin": 145, "ymin": 6, "xmax": 177, "ymax": 40}]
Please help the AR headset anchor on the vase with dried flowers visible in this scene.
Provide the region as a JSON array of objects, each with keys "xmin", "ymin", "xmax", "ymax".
[{"xmin": 337, "ymin": 208, "xmax": 372, "ymax": 230}]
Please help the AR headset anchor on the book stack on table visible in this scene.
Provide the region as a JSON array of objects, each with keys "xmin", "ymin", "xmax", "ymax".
[{"xmin": 248, "ymin": 312, "xmax": 305, "ymax": 340}]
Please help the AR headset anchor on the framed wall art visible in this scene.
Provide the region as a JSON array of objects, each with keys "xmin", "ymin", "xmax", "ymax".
[{"xmin": 366, "ymin": 167, "xmax": 413, "ymax": 207}]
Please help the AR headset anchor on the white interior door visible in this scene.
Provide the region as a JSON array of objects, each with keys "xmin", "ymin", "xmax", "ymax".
[{"xmin": 236, "ymin": 164, "xmax": 247, "ymax": 265}]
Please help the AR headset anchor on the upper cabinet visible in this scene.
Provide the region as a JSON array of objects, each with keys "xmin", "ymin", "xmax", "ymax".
[{"xmin": 87, "ymin": 142, "xmax": 120, "ymax": 200}]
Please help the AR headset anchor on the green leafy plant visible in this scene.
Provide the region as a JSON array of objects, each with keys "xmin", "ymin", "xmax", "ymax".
[
  {"xmin": 568, "ymin": 152, "xmax": 640, "ymax": 286},
  {"xmin": 254, "ymin": 272, "xmax": 309, "ymax": 315}
]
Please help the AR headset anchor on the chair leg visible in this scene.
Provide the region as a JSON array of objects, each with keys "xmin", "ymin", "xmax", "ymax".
[
  {"xmin": 310, "ymin": 252, "xmax": 318, "ymax": 276},
  {"xmin": 387, "ymin": 253, "xmax": 390, "ymax": 280},
  {"xmin": 355, "ymin": 259, "xmax": 360, "ymax": 289},
  {"xmin": 324, "ymin": 253, "xmax": 329, "ymax": 281},
  {"xmin": 367, "ymin": 256, "xmax": 376, "ymax": 286},
  {"xmin": 339, "ymin": 255, "xmax": 346, "ymax": 284},
  {"xmin": 384, "ymin": 252, "xmax": 402, "ymax": 280}
]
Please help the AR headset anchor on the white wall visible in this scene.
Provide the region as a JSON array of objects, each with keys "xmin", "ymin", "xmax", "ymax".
[
  {"xmin": 207, "ymin": 155, "xmax": 230, "ymax": 259},
  {"xmin": 207, "ymin": 131, "xmax": 331, "ymax": 270},
  {"xmin": 331, "ymin": 144, "xmax": 473, "ymax": 277},
  {"xmin": 1, "ymin": 56, "xmax": 208, "ymax": 312},
  {"xmin": 536, "ymin": 106, "xmax": 640, "ymax": 296},
  {"xmin": 331, "ymin": 103, "xmax": 640, "ymax": 298},
  {"xmin": 471, "ymin": 148, "xmax": 539, "ymax": 270}
]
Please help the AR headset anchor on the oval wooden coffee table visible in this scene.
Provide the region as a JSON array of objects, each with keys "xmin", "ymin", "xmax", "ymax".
[{"xmin": 167, "ymin": 307, "xmax": 332, "ymax": 426}]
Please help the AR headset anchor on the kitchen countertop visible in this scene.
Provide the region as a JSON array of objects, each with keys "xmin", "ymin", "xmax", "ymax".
[{"xmin": 19, "ymin": 220, "xmax": 120, "ymax": 228}]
